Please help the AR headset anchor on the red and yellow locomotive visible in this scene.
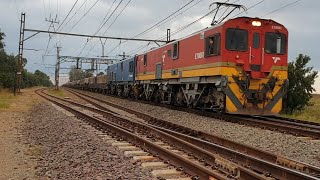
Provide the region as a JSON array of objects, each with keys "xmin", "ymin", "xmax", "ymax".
[{"xmin": 134, "ymin": 17, "xmax": 288, "ymax": 114}]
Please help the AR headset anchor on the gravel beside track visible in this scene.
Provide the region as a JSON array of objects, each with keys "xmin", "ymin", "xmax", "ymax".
[
  {"xmin": 23, "ymin": 102, "xmax": 152, "ymax": 179},
  {"xmin": 71, "ymin": 89, "xmax": 320, "ymax": 167}
]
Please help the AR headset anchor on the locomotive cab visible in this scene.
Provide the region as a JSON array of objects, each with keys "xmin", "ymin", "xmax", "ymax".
[{"xmin": 222, "ymin": 17, "xmax": 288, "ymax": 114}]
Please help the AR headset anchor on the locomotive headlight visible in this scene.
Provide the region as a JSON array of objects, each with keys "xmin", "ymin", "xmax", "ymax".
[{"xmin": 252, "ymin": 21, "xmax": 261, "ymax": 26}]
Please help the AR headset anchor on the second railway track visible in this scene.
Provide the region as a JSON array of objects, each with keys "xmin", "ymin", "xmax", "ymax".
[{"xmin": 67, "ymin": 88, "xmax": 320, "ymax": 139}]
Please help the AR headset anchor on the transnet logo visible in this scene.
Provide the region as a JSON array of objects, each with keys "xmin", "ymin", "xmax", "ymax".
[{"xmin": 272, "ymin": 57, "xmax": 281, "ymax": 63}]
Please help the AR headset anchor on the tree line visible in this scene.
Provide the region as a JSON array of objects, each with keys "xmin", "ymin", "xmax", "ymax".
[{"xmin": 0, "ymin": 29, "xmax": 53, "ymax": 90}]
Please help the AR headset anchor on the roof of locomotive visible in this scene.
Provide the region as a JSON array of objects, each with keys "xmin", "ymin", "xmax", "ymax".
[
  {"xmin": 107, "ymin": 56, "xmax": 135, "ymax": 69},
  {"xmin": 69, "ymin": 17, "xmax": 287, "ymax": 83},
  {"xmin": 134, "ymin": 16, "xmax": 287, "ymax": 56}
]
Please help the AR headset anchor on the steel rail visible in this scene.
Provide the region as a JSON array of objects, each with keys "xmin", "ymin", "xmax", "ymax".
[
  {"xmin": 223, "ymin": 114, "xmax": 320, "ymax": 139},
  {"xmin": 47, "ymin": 88, "xmax": 320, "ymax": 180},
  {"xmin": 253, "ymin": 115, "xmax": 320, "ymax": 131}
]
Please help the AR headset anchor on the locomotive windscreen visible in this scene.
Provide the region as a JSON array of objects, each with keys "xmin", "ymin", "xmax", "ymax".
[
  {"xmin": 265, "ymin": 32, "xmax": 287, "ymax": 54},
  {"xmin": 226, "ymin": 28, "xmax": 248, "ymax": 51}
]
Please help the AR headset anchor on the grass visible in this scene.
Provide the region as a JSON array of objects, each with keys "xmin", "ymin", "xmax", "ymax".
[
  {"xmin": 282, "ymin": 94, "xmax": 320, "ymax": 123},
  {"xmin": 0, "ymin": 89, "xmax": 16, "ymax": 109},
  {"xmin": 47, "ymin": 88, "xmax": 65, "ymax": 98},
  {"xmin": 0, "ymin": 87, "xmax": 43, "ymax": 112}
]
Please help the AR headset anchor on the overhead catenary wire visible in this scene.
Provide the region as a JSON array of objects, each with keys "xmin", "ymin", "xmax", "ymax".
[
  {"xmin": 101, "ymin": 0, "xmax": 131, "ymax": 36},
  {"xmin": 43, "ymin": 20, "xmax": 59, "ymax": 63},
  {"xmin": 84, "ymin": 0, "xmax": 132, "ymax": 57},
  {"xmin": 132, "ymin": 0, "xmax": 196, "ymax": 39},
  {"xmin": 45, "ymin": 0, "xmax": 89, "ymax": 52},
  {"xmin": 106, "ymin": 0, "xmax": 204, "ymax": 56},
  {"xmin": 43, "ymin": 0, "xmax": 100, "ymax": 63},
  {"xmin": 261, "ymin": 0, "xmax": 302, "ymax": 17},
  {"xmin": 92, "ymin": 0, "xmax": 121, "ymax": 37},
  {"xmin": 77, "ymin": 0, "xmax": 126, "ymax": 56},
  {"xmin": 69, "ymin": 0, "xmax": 100, "ymax": 32},
  {"xmin": 216, "ymin": 6, "xmax": 230, "ymax": 23},
  {"xmin": 45, "ymin": 0, "xmax": 79, "ymax": 54},
  {"xmin": 165, "ymin": 0, "xmax": 243, "ymax": 38},
  {"xmin": 60, "ymin": 0, "xmax": 89, "ymax": 31},
  {"xmin": 230, "ymin": 0, "xmax": 265, "ymax": 18},
  {"xmin": 77, "ymin": 0, "xmax": 118, "ymax": 57}
]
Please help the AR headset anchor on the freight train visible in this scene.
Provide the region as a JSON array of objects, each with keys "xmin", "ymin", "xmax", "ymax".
[{"xmin": 65, "ymin": 17, "xmax": 288, "ymax": 115}]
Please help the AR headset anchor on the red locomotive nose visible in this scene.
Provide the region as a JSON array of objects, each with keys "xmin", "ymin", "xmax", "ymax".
[
  {"xmin": 250, "ymin": 71, "xmax": 261, "ymax": 79},
  {"xmin": 245, "ymin": 64, "xmax": 266, "ymax": 79}
]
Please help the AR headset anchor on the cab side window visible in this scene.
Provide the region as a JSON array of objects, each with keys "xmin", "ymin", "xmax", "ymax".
[
  {"xmin": 205, "ymin": 34, "xmax": 220, "ymax": 56},
  {"xmin": 129, "ymin": 61, "xmax": 134, "ymax": 72},
  {"xmin": 121, "ymin": 62, "xmax": 123, "ymax": 71},
  {"xmin": 143, "ymin": 54, "xmax": 147, "ymax": 66},
  {"xmin": 172, "ymin": 42, "xmax": 179, "ymax": 60}
]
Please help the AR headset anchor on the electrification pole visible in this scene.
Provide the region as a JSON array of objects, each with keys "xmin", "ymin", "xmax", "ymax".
[
  {"xmin": 55, "ymin": 46, "xmax": 61, "ymax": 90},
  {"xmin": 15, "ymin": 13, "xmax": 26, "ymax": 95},
  {"xmin": 118, "ymin": 52, "xmax": 129, "ymax": 60}
]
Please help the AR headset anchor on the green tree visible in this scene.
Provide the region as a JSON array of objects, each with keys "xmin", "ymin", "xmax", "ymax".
[
  {"xmin": 0, "ymin": 52, "xmax": 17, "ymax": 88},
  {"xmin": 69, "ymin": 66, "xmax": 85, "ymax": 81},
  {"xmin": 283, "ymin": 54, "xmax": 318, "ymax": 114},
  {"xmin": 34, "ymin": 70, "xmax": 53, "ymax": 87},
  {"xmin": 68, "ymin": 66, "xmax": 94, "ymax": 81},
  {"xmin": 0, "ymin": 28, "xmax": 53, "ymax": 89},
  {"xmin": 84, "ymin": 69, "xmax": 93, "ymax": 78},
  {"xmin": 21, "ymin": 69, "xmax": 53, "ymax": 88}
]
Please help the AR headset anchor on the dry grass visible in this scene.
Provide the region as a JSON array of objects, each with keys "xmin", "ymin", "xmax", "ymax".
[
  {"xmin": 0, "ymin": 87, "xmax": 42, "ymax": 112},
  {"xmin": 0, "ymin": 89, "xmax": 16, "ymax": 109},
  {"xmin": 47, "ymin": 88, "xmax": 65, "ymax": 98},
  {"xmin": 283, "ymin": 94, "xmax": 320, "ymax": 123}
]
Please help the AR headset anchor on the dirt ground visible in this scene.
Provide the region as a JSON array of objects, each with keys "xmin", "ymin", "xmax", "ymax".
[{"xmin": 0, "ymin": 88, "xmax": 42, "ymax": 180}]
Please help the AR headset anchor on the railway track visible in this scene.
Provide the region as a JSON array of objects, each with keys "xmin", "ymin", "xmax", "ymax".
[
  {"xmin": 261, "ymin": 115, "xmax": 320, "ymax": 127},
  {"xmin": 67, "ymin": 88, "xmax": 320, "ymax": 139},
  {"xmin": 223, "ymin": 114, "xmax": 320, "ymax": 139},
  {"xmin": 251, "ymin": 115, "xmax": 320, "ymax": 132},
  {"xmin": 37, "ymin": 89, "xmax": 273, "ymax": 180},
  {"xmin": 42, "ymin": 88, "xmax": 320, "ymax": 179},
  {"xmin": 37, "ymin": 89, "xmax": 228, "ymax": 179}
]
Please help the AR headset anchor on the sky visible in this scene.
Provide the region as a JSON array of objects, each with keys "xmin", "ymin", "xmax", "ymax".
[{"xmin": 0, "ymin": 0, "xmax": 319, "ymax": 91}]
